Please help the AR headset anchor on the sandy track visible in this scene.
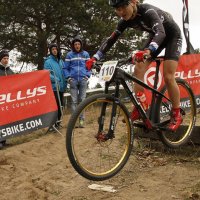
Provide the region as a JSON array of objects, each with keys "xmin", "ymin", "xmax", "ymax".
[{"xmin": 0, "ymin": 115, "xmax": 200, "ymax": 200}]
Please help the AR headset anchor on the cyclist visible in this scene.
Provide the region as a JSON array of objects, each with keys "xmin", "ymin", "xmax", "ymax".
[{"xmin": 86, "ymin": 0, "xmax": 183, "ymax": 131}]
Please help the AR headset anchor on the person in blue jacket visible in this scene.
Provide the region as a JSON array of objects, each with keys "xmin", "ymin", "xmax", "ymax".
[
  {"xmin": 64, "ymin": 36, "xmax": 91, "ymax": 127},
  {"xmin": 44, "ymin": 43, "xmax": 67, "ymax": 129}
]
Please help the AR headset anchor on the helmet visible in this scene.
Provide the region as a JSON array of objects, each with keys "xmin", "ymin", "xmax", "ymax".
[{"xmin": 108, "ymin": 0, "xmax": 130, "ymax": 8}]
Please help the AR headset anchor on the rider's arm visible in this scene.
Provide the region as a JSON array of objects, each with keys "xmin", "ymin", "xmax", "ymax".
[
  {"xmin": 143, "ymin": 9, "xmax": 166, "ymax": 54},
  {"xmin": 94, "ymin": 20, "xmax": 126, "ymax": 60}
]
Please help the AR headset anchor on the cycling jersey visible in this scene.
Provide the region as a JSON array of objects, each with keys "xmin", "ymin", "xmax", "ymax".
[{"xmin": 94, "ymin": 3, "xmax": 182, "ymax": 61}]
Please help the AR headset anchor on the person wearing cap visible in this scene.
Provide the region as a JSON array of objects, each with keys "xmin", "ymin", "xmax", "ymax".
[
  {"xmin": 44, "ymin": 43, "xmax": 67, "ymax": 129},
  {"xmin": 0, "ymin": 49, "xmax": 15, "ymax": 149},
  {"xmin": 63, "ymin": 36, "xmax": 91, "ymax": 128}
]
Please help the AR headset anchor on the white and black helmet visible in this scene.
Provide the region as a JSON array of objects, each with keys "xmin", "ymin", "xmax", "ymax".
[{"xmin": 108, "ymin": 0, "xmax": 130, "ymax": 8}]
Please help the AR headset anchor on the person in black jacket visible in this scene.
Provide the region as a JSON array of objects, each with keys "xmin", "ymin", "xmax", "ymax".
[
  {"xmin": 86, "ymin": 0, "xmax": 183, "ymax": 132},
  {"xmin": 0, "ymin": 50, "xmax": 14, "ymax": 76},
  {"xmin": 0, "ymin": 49, "xmax": 14, "ymax": 149}
]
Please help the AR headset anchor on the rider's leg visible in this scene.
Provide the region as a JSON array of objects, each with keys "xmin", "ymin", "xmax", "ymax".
[
  {"xmin": 133, "ymin": 61, "xmax": 150, "ymax": 93},
  {"xmin": 130, "ymin": 61, "xmax": 151, "ymax": 121},
  {"xmin": 163, "ymin": 60, "xmax": 182, "ymax": 131},
  {"xmin": 163, "ymin": 60, "xmax": 180, "ymax": 107}
]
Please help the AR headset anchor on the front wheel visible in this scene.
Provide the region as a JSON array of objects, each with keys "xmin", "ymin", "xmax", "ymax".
[
  {"xmin": 156, "ymin": 78, "xmax": 196, "ymax": 148},
  {"xmin": 66, "ymin": 93, "xmax": 134, "ymax": 181}
]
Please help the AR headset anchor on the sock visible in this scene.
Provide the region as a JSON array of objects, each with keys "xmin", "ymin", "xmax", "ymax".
[{"xmin": 136, "ymin": 92, "xmax": 149, "ymax": 110}]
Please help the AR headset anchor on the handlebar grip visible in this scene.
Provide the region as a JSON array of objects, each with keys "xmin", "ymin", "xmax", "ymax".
[
  {"xmin": 95, "ymin": 65, "xmax": 101, "ymax": 72},
  {"xmin": 127, "ymin": 56, "xmax": 133, "ymax": 63},
  {"xmin": 93, "ymin": 63, "xmax": 101, "ymax": 72}
]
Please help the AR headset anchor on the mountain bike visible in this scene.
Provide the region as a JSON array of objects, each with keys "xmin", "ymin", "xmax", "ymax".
[{"xmin": 66, "ymin": 56, "xmax": 196, "ymax": 181}]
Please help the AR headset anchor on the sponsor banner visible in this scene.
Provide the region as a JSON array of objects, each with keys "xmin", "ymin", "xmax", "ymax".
[
  {"xmin": 0, "ymin": 70, "xmax": 58, "ymax": 140},
  {"xmin": 144, "ymin": 54, "xmax": 200, "ymax": 107},
  {"xmin": 0, "ymin": 112, "xmax": 57, "ymax": 141},
  {"xmin": 160, "ymin": 96, "xmax": 197, "ymax": 114},
  {"xmin": 177, "ymin": 54, "xmax": 200, "ymax": 96}
]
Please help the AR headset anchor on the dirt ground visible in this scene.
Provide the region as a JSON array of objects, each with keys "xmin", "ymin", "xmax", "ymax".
[{"xmin": 0, "ymin": 114, "xmax": 200, "ymax": 200}]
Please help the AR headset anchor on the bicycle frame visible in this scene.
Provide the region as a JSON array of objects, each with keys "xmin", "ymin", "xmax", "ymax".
[
  {"xmin": 98, "ymin": 58, "xmax": 171, "ymax": 135},
  {"xmin": 66, "ymin": 57, "xmax": 196, "ymax": 181}
]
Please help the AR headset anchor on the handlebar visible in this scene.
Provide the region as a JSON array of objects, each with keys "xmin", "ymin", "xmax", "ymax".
[
  {"xmin": 91, "ymin": 55, "xmax": 164, "ymax": 74},
  {"xmin": 93, "ymin": 57, "xmax": 132, "ymax": 71}
]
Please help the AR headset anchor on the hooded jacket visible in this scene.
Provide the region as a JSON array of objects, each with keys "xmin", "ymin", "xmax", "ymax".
[
  {"xmin": 63, "ymin": 37, "xmax": 91, "ymax": 81},
  {"xmin": 0, "ymin": 64, "xmax": 14, "ymax": 76},
  {"xmin": 44, "ymin": 55, "xmax": 67, "ymax": 92}
]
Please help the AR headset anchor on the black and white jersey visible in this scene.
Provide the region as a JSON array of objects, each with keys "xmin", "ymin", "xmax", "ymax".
[{"xmin": 95, "ymin": 3, "xmax": 182, "ymax": 61}]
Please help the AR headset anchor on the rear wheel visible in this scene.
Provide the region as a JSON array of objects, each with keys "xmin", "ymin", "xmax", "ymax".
[
  {"xmin": 156, "ymin": 79, "xmax": 196, "ymax": 148},
  {"xmin": 66, "ymin": 93, "xmax": 134, "ymax": 181}
]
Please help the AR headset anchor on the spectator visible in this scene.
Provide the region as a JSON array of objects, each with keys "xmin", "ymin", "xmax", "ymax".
[
  {"xmin": 44, "ymin": 43, "xmax": 67, "ymax": 129},
  {"xmin": 0, "ymin": 49, "xmax": 14, "ymax": 149},
  {"xmin": 64, "ymin": 36, "xmax": 91, "ymax": 128}
]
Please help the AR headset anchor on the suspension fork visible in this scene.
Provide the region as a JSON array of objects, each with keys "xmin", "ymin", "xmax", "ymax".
[
  {"xmin": 107, "ymin": 81, "xmax": 120, "ymax": 136},
  {"xmin": 98, "ymin": 81, "xmax": 120, "ymax": 137},
  {"xmin": 98, "ymin": 82, "xmax": 110, "ymax": 133}
]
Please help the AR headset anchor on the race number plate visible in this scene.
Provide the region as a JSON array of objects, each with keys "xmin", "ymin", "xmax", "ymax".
[{"xmin": 98, "ymin": 61, "xmax": 118, "ymax": 82}]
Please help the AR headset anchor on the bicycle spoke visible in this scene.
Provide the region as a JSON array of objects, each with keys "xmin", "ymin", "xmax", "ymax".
[
  {"xmin": 66, "ymin": 94, "xmax": 133, "ymax": 180},
  {"xmin": 157, "ymin": 79, "xmax": 196, "ymax": 148}
]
